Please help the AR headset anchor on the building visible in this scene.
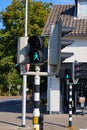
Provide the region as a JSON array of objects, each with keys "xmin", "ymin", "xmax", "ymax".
[{"xmin": 42, "ymin": 0, "xmax": 87, "ymax": 113}]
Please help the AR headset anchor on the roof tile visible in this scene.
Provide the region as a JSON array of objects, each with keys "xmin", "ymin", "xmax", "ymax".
[{"xmin": 42, "ymin": 5, "xmax": 87, "ymax": 36}]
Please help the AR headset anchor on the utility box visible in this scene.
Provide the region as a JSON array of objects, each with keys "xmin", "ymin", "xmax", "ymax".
[{"xmin": 17, "ymin": 37, "xmax": 29, "ymax": 65}]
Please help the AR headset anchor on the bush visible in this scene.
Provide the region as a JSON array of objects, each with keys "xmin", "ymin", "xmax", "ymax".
[{"xmin": 11, "ymin": 90, "xmax": 18, "ymax": 96}]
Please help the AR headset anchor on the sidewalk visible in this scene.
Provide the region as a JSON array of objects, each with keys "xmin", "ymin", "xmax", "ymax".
[{"xmin": 0, "ymin": 104, "xmax": 87, "ymax": 130}]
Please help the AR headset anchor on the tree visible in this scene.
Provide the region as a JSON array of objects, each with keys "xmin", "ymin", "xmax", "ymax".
[{"xmin": 0, "ymin": 0, "xmax": 52, "ymax": 95}]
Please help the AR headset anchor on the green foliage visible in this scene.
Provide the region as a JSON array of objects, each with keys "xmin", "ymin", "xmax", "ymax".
[
  {"xmin": 0, "ymin": 0, "xmax": 52, "ymax": 95},
  {"xmin": 28, "ymin": 1, "xmax": 52, "ymax": 35}
]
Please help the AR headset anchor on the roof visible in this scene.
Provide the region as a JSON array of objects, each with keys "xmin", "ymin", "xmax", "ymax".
[{"xmin": 42, "ymin": 5, "xmax": 87, "ymax": 36}]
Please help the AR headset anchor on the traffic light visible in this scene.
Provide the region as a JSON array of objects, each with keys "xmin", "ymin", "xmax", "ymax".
[
  {"xmin": 72, "ymin": 60, "xmax": 82, "ymax": 84},
  {"xmin": 65, "ymin": 68, "xmax": 72, "ymax": 79},
  {"xmin": 61, "ymin": 27, "xmax": 74, "ymax": 63},
  {"xmin": 49, "ymin": 17, "xmax": 74, "ymax": 75},
  {"xmin": 49, "ymin": 17, "xmax": 61, "ymax": 69},
  {"xmin": 28, "ymin": 36, "xmax": 44, "ymax": 64},
  {"xmin": 17, "ymin": 37, "xmax": 29, "ymax": 65}
]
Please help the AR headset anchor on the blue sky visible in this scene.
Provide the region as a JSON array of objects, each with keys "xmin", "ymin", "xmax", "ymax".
[
  {"xmin": 0, "ymin": 0, "xmax": 75, "ymax": 11},
  {"xmin": 0, "ymin": 0, "xmax": 12, "ymax": 12},
  {"xmin": 36, "ymin": 0, "xmax": 75, "ymax": 4},
  {"xmin": 0, "ymin": 0, "xmax": 75, "ymax": 29}
]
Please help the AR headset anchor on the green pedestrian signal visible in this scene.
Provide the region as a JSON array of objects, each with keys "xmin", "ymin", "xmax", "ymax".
[
  {"xmin": 65, "ymin": 68, "xmax": 72, "ymax": 79},
  {"xmin": 28, "ymin": 36, "xmax": 44, "ymax": 64},
  {"xmin": 66, "ymin": 74, "xmax": 70, "ymax": 79},
  {"xmin": 33, "ymin": 52, "xmax": 40, "ymax": 61}
]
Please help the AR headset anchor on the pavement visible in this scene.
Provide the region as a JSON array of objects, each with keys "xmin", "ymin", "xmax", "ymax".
[{"xmin": 0, "ymin": 97, "xmax": 87, "ymax": 130}]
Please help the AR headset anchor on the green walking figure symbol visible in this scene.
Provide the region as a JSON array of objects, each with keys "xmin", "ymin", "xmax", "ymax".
[{"xmin": 34, "ymin": 52, "xmax": 39, "ymax": 61}]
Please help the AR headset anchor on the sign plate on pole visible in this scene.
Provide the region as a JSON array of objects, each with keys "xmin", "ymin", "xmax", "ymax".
[{"xmin": 79, "ymin": 97, "xmax": 85, "ymax": 103}]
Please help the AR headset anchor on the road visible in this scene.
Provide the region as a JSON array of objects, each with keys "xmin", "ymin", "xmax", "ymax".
[{"xmin": 0, "ymin": 98, "xmax": 87, "ymax": 130}]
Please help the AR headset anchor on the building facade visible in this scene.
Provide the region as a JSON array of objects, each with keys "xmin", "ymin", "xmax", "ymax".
[{"xmin": 42, "ymin": 0, "xmax": 87, "ymax": 113}]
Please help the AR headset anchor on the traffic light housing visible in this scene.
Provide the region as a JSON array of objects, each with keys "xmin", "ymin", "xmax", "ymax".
[
  {"xmin": 49, "ymin": 17, "xmax": 74, "ymax": 75},
  {"xmin": 17, "ymin": 37, "xmax": 29, "ymax": 65},
  {"xmin": 28, "ymin": 36, "xmax": 44, "ymax": 64},
  {"xmin": 72, "ymin": 60, "xmax": 82, "ymax": 84},
  {"xmin": 61, "ymin": 27, "xmax": 74, "ymax": 62}
]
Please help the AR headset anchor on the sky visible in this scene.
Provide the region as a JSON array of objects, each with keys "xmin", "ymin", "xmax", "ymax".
[{"xmin": 0, "ymin": 0, "xmax": 75, "ymax": 29}]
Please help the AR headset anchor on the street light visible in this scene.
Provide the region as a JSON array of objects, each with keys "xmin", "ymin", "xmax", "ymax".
[{"xmin": 22, "ymin": 0, "xmax": 28, "ymax": 127}]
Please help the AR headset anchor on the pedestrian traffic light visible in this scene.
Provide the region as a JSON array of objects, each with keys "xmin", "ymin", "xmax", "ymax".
[
  {"xmin": 72, "ymin": 60, "xmax": 82, "ymax": 84},
  {"xmin": 65, "ymin": 68, "xmax": 72, "ymax": 79},
  {"xmin": 28, "ymin": 36, "xmax": 44, "ymax": 64}
]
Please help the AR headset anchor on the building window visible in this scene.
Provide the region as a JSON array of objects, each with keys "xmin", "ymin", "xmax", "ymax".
[{"xmin": 78, "ymin": 0, "xmax": 87, "ymax": 18}]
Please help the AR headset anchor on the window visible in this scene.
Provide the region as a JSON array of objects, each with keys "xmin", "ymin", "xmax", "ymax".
[{"xmin": 78, "ymin": 0, "xmax": 87, "ymax": 18}]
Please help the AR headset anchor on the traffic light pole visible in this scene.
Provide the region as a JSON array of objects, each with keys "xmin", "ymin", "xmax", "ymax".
[
  {"xmin": 69, "ymin": 83, "xmax": 73, "ymax": 127},
  {"xmin": 33, "ymin": 65, "xmax": 40, "ymax": 130},
  {"xmin": 22, "ymin": 74, "xmax": 27, "ymax": 127},
  {"xmin": 21, "ymin": 67, "xmax": 52, "ymax": 130},
  {"xmin": 66, "ymin": 80, "xmax": 73, "ymax": 127}
]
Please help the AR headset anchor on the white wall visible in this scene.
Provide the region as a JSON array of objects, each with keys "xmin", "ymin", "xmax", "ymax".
[
  {"xmin": 47, "ymin": 76, "xmax": 60, "ymax": 113},
  {"xmin": 62, "ymin": 37, "xmax": 87, "ymax": 63}
]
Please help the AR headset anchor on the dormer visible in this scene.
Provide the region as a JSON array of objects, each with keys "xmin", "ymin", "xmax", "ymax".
[{"xmin": 75, "ymin": 0, "xmax": 87, "ymax": 18}]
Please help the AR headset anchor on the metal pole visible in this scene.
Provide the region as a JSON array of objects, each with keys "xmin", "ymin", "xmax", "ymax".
[
  {"xmin": 47, "ymin": 24, "xmax": 54, "ymax": 113},
  {"xmin": 25, "ymin": 0, "xmax": 28, "ymax": 37},
  {"xmin": 69, "ymin": 84, "xmax": 72, "ymax": 127},
  {"xmin": 33, "ymin": 65, "xmax": 40, "ymax": 130},
  {"xmin": 22, "ymin": 75, "xmax": 27, "ymax": 127},
  {"xmin": 22, "ymin": 0, "xmax": 28, "ymax": 126},
  {"xmin": 49, "ymin": 80, "xmax": 52, "ymax": 115}
]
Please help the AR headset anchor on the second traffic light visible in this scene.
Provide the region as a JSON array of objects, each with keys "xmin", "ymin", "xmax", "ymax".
[
  {"xmin": 72, "ymin": 60, "xmax": 82, "ymax": 84},
  {"xmin": 28, "ymin": 36, "xmax": 44, "ymax": 64}
]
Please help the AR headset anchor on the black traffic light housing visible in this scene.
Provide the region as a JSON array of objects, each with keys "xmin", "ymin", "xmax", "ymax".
[
  {"xmin": 72, "ymin": 60, "xmax": 82, "ymax": 84},
  {"xmin": 28, "ymin": 36, "xmax": 44, "ymax": 64}
]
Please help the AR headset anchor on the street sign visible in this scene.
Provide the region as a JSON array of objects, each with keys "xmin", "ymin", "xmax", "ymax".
[{"xmin": 79, "ymin": 97, "xmax": 85, "ymax": 103}]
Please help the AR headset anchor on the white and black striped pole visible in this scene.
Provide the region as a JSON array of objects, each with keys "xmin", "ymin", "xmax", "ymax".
[
  {"xmin": 69, "ymin": 84, "xmax": 72, "ymax": 127},
  {"xmin": 33, "ymin": 65, "xmax": 40, "ymax": 130}
]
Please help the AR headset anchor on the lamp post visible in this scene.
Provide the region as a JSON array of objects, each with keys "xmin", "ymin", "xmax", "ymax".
[
  {"xmin": 22, "ymin": 0, "xmax": 28, "ymax": 127},
  {"xmin": 25, "ymin": 0, "xmax": 28, "ymax": 37}
]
